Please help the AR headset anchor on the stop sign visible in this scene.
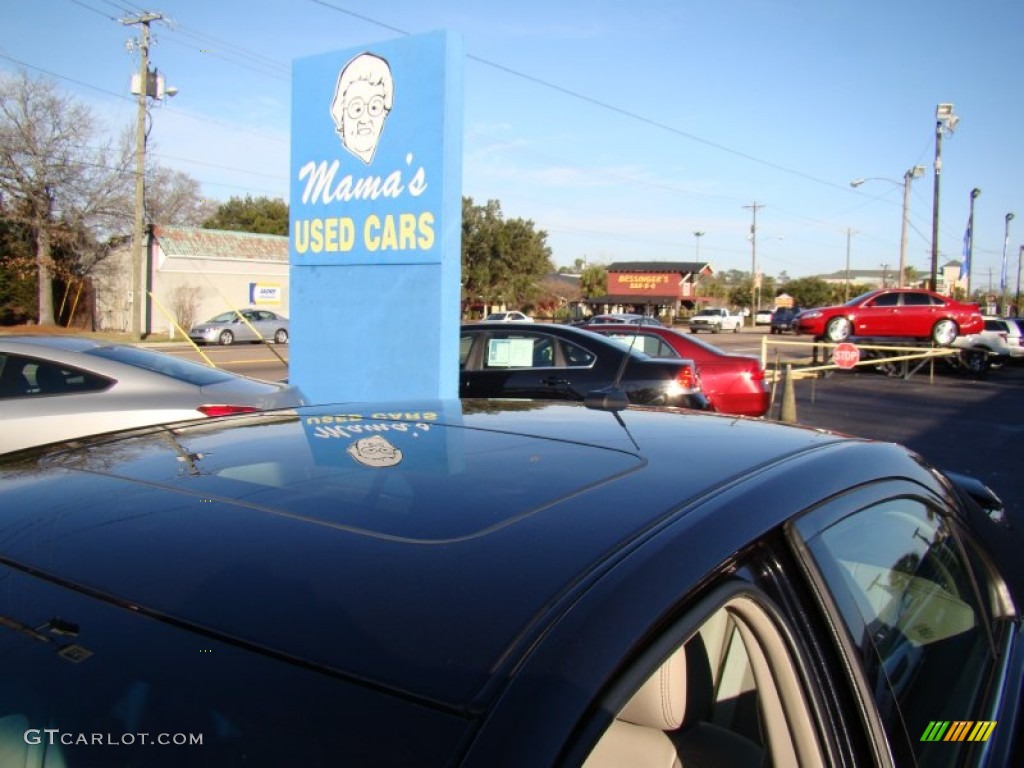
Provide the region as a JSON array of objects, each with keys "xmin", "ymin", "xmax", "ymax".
[{"xmin": 833, "ymin": 342, "xmax": 860, "ymax": 369}]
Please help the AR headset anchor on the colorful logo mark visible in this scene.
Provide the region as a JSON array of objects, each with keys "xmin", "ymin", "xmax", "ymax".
[{"xmin": 921, "ymin": 721, "xmax": 997, "ymax": 742}]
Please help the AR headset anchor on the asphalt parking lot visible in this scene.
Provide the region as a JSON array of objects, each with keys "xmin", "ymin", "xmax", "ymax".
[{"xmin": 779, "ymin": 361, "xmax": 1024, "ymax": 523}]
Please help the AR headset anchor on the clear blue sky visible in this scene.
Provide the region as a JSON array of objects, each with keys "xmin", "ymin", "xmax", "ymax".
[{"xmin": 4, "ymin": 0, "xmax": 1022, "ymax": 286}]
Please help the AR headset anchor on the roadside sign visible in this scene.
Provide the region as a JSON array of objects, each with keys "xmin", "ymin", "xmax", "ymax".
[{"xmin": 833, "ymin": 342, "xmax": 860, "ymax": 369}]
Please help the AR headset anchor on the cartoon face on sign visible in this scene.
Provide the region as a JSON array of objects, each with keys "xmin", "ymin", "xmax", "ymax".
[
  {"xmin": 346, "ymin": 435, "xmax": 403, "ymax": 468},
  {"xmin": 330, "ymin": 52, "xmax": 393, "ymax": 165}
]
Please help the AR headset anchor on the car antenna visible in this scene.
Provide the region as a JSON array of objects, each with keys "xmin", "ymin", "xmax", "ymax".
[{"xmin": 584, "ymin": 325, "xmax": 642, "ymax": 413}]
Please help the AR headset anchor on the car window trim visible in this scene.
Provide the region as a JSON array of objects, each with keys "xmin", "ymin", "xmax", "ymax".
[
  {"xmin": 565, "ymin": 581, "xmax": 831, "ymax": 768},
  {"xmin": 786, "ymin": 479, "xmax": 1013, "ymax": 763}
]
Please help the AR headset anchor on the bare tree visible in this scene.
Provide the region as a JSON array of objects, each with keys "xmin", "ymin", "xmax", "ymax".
[
  {"xmin": 147, "ymin": 166, "xmax": 218, "ymax": 227},
  {"xmin": 0, "ymin": 71, "xmax": 133, "ymax": 324},
  {"xmin": 169, "ymin": 283, "xmax": 202, "ymax": 332}
]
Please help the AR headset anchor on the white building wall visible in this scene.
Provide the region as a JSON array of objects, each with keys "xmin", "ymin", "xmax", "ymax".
[{"xmin": 93, "ymin": 239, "xmax": 289, "ymax": 336}]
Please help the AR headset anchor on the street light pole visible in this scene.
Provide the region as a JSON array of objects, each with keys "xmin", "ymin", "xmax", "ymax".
[
  {"xmin": 844, "ymin": 228, "xmax": 854, "ymax": 302},
  {"xmin": 931, "ymin": 103, "xmax": 959, "ymax": 293},
  {"xmin": 965, "ymin": 188, "xmax": 981, "ymax": 298},
  {"xmin": 849, "ymin": 166, "xmax": 924, "ymax": 288},
  {"xmin": 898, "ymin": 166, "xmax": 924, "ymax": 286},
  {"xmin": 1015, "ymin": 246, "xmax": 1024, "ymax": 319},
  {"xmin": 743, "ymin": 202, "xmax": 764, "ymax": 325},
  {"xmin": 1002, "ymin": 212, "xmax": 1015, "ymax": 314},
  {"xmin": 693, "ymin": 231, "xmax": 705, "ymax": 260},
  {"xmin": 1016, "ymin": 244, "xmax": 1023, "ymax": 318}
]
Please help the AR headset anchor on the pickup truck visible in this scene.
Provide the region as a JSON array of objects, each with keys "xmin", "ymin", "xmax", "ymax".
[{"xmin": 688, "ymin": 307, "xmax": 744, "ymax": 334}]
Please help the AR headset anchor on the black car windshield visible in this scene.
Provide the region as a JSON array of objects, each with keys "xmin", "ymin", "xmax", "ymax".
[{"xmin": 86, "ymin": 345, "xmax": 235, "ymax": 386}]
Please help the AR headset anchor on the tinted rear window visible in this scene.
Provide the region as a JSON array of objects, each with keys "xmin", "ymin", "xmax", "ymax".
[{"xmin": 86, "ymin": 346, "xmax": 235, "ymax": 387}]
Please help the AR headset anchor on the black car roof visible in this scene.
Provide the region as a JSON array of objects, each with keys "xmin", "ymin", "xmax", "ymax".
[{"xmin": 0, "ymin": 401, "xmax": 894, "ymax": 713}]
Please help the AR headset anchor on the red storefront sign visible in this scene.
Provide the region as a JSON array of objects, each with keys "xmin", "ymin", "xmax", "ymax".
[{"xmin": 609, "ymin": 272, "xmax": 682, "ymax": 297}]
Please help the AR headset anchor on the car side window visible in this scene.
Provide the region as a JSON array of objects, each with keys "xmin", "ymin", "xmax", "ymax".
[
  {"xmin": 868, "ymin": 293, "xmax": 900, "ymax": 307},
  {"xmin": 796, "ymin": 498, "xmax": 1001, "ymax": 765},
  {"xmin": 562, "ymin": 340, "xmax": 596, "ymax": 367},
  {"xmin": 902, "ymin": 293, "xmax": 936, "ymax": 307},
  {"xmin": 644, "ymin": 337, "xmax": 678, "ymax": 358},
  {"xmin": 0, "ymin": 355, "xmax": 110, "ymax": 398},
  {"xmin": 459, "ymin": 334, "xmax": 474, "ymax": 367},
  {"xmin": 482, "ymin": 333, "xmax": 553, "ymax": 369}
]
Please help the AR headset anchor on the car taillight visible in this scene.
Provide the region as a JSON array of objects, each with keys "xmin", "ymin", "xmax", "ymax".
[
  {"xmin": 197, "ymin": 405, "xmax": 262, "ymax": 418},
  {"xmin": 674, "ymin": 366, "xmax": 697, "ymax": 391}
]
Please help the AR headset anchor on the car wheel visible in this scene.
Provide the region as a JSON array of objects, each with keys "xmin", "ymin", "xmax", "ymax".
[
  {"xmin": 824, "ymin": 317, "xmax": 852, "ymax": 342},
  {"xmin": 733, "ymin": 323, "xmax": 740, "ymax": 333},
  {"xmin": 979, "ymin": 347, "xmax": 1003, "ymax": 370},
  {"xmin": 218, "ymin": 330, "xmax": 234, "ymax": 346},
  {"xmin": 961, "ymin": 348, "xmax": 989, "ymax": 376},
  {"xmin": 931, "ymin": 319, "xmax": 958, "ymax": 346},
  {"xmin": 274, "ymin": 328, "xmax": 289, "ymax": 344}
]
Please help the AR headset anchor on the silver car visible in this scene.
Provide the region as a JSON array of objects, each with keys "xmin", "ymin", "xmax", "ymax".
[
  {"xmin": 0, "ymin": 336, "xmax": 306, "ymax": 454},
  {"xmin": 189, "ymin": 309, "xmax": 290, "ymax": 346}
]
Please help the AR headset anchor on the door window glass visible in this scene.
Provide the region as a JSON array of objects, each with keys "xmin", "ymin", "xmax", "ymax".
[
  {"xmin": 902, "ymin": 293, "xmax": 939, "ymax": 307},
  {"xmin": 798, "ymin": 498, "xmax": 998, "ymax": 765},
  {"xmin": 868, "ymin": 293, "xmax": 900, "ymax": 307},
  {"xmin": 562, "ymin": 340, "xmax": 596, "ymax": 367},
  {"xmin": 0, "ymin": 355, "xmax": 111, "ymax": 398}
]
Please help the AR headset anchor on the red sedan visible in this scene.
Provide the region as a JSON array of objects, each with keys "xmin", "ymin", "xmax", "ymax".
[
  {"xmin": 793, "ymin": 288, "xmax": 983, "ymax": 345},
  {"xmin": 585, "ymin": 324, "xmax": 769, "ymax": 417}
]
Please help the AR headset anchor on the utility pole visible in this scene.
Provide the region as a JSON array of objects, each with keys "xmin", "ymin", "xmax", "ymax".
[
  {"xmin": 930, "ymin": 104, "xmax": 959, "ymax": 293},
  {"xmin": 743, "ymin": 202, "xmax": 764, "ymax": 324},
  {"xmin": 844, "ymin": 228, "xmax": 856, "ymax": 302},
  {"xmin": 123, "ymin": 12, "xmax": 163, "ymax": 338}
]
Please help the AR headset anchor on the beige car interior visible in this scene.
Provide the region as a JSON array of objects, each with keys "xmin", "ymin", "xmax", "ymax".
[
  {"xmin": 584, "ymin": 596, "xmax": 825, "ymax": 767},
  {"xmin": 0, "ymin": 713, "xmax": 67, "ymax": 768}
]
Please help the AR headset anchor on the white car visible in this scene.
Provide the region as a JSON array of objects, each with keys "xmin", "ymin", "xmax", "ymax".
[
  {"xmin": 952, "ymin": 316, "xmax": 1024, "ymax": 368},
  {"xmin": 481, "ymin": 311, "xmax": 533, "ymax": 323},
  {"xmin": 0, "ymin": 336, "xmax": 306, "ymax": 454}
]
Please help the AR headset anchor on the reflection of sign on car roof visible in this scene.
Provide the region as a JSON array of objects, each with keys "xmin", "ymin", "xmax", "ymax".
[
  {"xmin": 347, "ymin": 435, "xmax": 402, "ymax": 467},
  {"xmin": 487, "ymin": 339, "xmax": 535, "ymax": 367}
]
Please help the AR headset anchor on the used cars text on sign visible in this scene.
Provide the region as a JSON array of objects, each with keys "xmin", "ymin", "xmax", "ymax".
[{"xmin": 288, "ymin": 31, "xmax": 464, "ymax": 403}]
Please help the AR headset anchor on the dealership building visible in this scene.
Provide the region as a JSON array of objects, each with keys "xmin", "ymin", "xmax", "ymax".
[{"xmin": 95, "ymin": 226, "xmax": 289, "ymax": 337}]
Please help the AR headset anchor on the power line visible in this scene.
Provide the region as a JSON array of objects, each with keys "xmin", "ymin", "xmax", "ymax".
[{"xmin": 307, "ymin": 0, "xmax": 852, "ymax": 195}]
